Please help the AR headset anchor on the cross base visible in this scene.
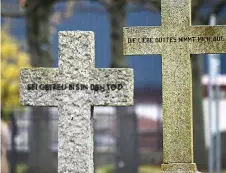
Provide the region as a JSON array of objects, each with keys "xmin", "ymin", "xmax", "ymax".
[{"xmin": 161, "ymin": 163, "xmax": 200, "ymax": 173}]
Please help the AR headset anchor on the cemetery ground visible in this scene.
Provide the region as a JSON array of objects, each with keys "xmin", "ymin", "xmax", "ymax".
[{"xmin": 14, "ymin": 163, "xmax": 226, "ymax": 173}]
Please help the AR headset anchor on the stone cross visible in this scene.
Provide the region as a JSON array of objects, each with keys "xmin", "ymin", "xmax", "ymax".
[
  {"xmin": 123, "ymin": 0, "xmax": 226, "ymax": 172},
  {"xmin": 20, "ymin": 31, "xmax": 134, "ymax": 173}
]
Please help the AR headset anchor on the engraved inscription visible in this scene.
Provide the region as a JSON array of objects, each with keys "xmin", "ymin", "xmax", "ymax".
[{"xmin": 127, "ymin": 36, "xmax": 224, "ymax": 44}]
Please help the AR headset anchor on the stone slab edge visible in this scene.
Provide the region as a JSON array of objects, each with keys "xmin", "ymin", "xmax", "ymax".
[{"xmin": 161, "ymin": 163, "xmax": 200, "ymax": 173}]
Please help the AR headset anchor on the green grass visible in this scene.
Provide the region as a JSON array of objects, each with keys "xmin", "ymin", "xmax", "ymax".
[
  {"xmin": 139, "ymin": 165, "xmax": 161, "ymax": 173},
  {"xmin": 15, "ymin": 163, "xmax": 226, "ymax": 173},
  {"xmin": 17, "ymin": 164, "xmax": 27, "ymax": 173},
  {"xmin": 96, "ymin": 165, "xmax": 226, "ymax": 173},
  {"xmin": 96, "ymin": 165, "xmax": 162, "ymax": 173},
  {"xmin": 97, "ymin": 165, "xmax": 114, "ymax": 173},
  {"xmin": 8, "ymin": 163, "xmax": 28, "ymax": 173}
]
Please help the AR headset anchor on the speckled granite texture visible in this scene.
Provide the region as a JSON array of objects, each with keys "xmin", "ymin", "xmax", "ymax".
[
  {"xmin": 20, "ymin": 31, "xmax": 134, "ymax": 173},
  {"xmin": 162, "ymin": 163, "xmax": 200, "ymax": 173},
  {"xmin": 123, "ymin": 0, "xmax": 226, "ymax": 172}
]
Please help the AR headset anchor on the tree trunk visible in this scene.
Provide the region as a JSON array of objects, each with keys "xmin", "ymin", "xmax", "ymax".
[
  {"xmin": 25, "ymin": 2, "xmax": 56, "ymax": 173},
  {"xmin": 115, "ymin": 108, "xmax": 138, "ymax": 173},
  {"xmin": 10, "ymin": 112, "xmax": 18, "ymax": 173},
  {"xmin": 108, "ymin": 1, "xmax": 138, "ymax": 173},
  {"xmin": 109, "ymin": 0, "xmax": 128, "ymax": 68},
  {"xmin": 192, "ymin": 55, "xmax": 208, "ymax": 169}
]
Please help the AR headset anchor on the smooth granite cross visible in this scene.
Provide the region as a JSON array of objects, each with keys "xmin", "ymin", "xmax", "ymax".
[
  {"xmin": 20, "ymin": 31, "xmax": 134, "ymax": 173},
  {"xmin": 124, "ymin": 0, "xmax": 226, "ymax": 172}
]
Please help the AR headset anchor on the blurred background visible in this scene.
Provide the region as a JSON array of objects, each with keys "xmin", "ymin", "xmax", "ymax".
[{"xmin": 1, "ymin": 0, "xmax": 226, "ymax": 173}]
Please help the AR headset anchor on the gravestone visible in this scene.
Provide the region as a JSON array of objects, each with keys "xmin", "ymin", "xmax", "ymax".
[
  {"xmin": 123, "ymin": 0, "xmax": 226, "ymax": 172},
  {"xmin": 20, "ymin": 31, "xmax": 134, "ymax": 173}
]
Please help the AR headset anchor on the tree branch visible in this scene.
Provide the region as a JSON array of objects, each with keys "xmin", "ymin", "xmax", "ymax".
[
  {"xmin": 142, "ymin": 0, "xmax": 161, "ymax": 12},
  {"xmin": 192, "ymin": 0, "xmax": 204, "ymax": 21},
  {"xmin": 213, "ymin": 0, "xmax": 226, "ymax": 14}
]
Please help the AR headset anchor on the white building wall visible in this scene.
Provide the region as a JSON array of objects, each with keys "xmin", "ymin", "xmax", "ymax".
[{"xmin": 203, "ymin": 99, "xmax": 226, "ymax": 147}]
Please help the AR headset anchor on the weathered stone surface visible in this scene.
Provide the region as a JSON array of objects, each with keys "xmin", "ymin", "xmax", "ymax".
[
  {"xmin": 123, "ymin": 0, "xmax": 226, "ymax": 168},
  {"xmin": 20, "ymin": 31, "xmax": 134, "ymax": 173},
  {"xmin": 123, "ymin": 26, "xmax": 226, "ymax": 56},
  {"xmin": 161, "ymin": 163, "xmax": 199, "ymax": 173}
]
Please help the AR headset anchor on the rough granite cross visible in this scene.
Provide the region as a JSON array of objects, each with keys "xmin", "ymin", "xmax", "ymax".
[
  {"xmin": 123, "ymin": 0, "xmax": 226, "ymax": 172},
  {"xmin": 20, "ymin": 31, "xmax": 134, "ymax": 173}
]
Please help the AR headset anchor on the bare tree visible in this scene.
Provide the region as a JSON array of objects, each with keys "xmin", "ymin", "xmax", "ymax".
[
  {"xmin": 98, "ymin": 1, "xmax": 139, "ymax": 173},
  {"xmin": 24, "ymin": 1, "xmax": 57, "ymax": 172}
]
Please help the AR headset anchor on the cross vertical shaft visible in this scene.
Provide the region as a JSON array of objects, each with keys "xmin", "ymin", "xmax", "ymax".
[
  {"xmin": 162, "ymin": 51, "xmax": 193, "ymax": 163},
  {"xmin": 58, "ymin": 32, "xmax": 95, "ymax": 72},
  {"xmin": 162, "ymin": 0, "xmax": 191, "ymax": 27},
  {"xmin": 58, "ymin": 104, "xmax": 94, "ymax": 173}
]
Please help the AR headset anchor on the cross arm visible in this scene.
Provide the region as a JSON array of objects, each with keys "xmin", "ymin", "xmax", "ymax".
[
  {"xmin": 189, "ymin": 26, "xmax": 226, "ymax": 54},
  {"xmin": 91, "ymin": 68, "xmax": 134, "ymax": 106},
  {"xmin": 123, "ymin": 26, "xmax": 162, "ymax": 55},
  {"xmin": 20, "ymin": 68, "xmax": 59, "ymax": 107}
]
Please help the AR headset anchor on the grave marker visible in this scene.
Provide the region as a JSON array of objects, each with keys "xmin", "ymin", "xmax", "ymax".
[
  {"xmin": 123, "ymin": 0, "xmax": 226, "ymax": 172},
  {"xmin": 20, "ymin": 31, "xmax": 134, "ymax": 173}
]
